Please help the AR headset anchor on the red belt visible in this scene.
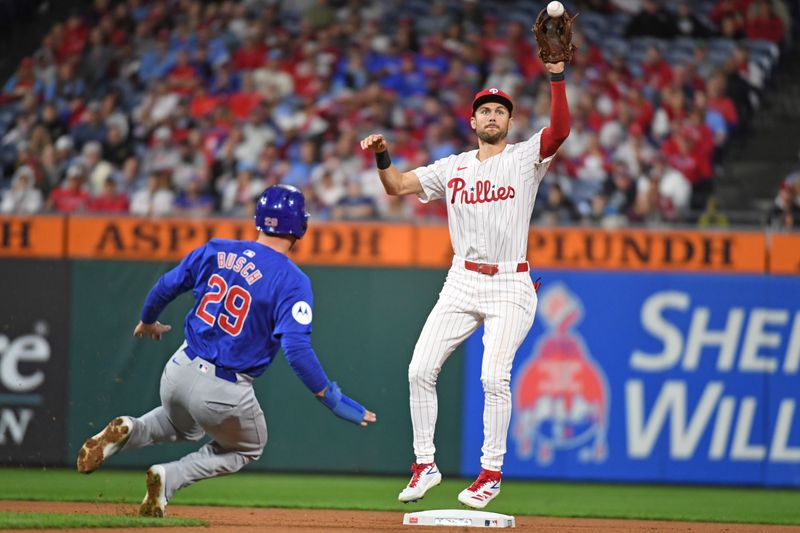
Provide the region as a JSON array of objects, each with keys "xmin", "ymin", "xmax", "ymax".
[{"xmin": 464, "ymin": 260, "xmax": 529, "ymax": 276}]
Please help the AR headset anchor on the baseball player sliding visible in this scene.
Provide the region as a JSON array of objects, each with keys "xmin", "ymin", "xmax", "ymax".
[
  {"xmin": 75, "ymin": 185, "xmax": 376, "ymax": 517},
  {"xmin": 361, "ymin": 56, "xmax": 570, "ymax": 508}
]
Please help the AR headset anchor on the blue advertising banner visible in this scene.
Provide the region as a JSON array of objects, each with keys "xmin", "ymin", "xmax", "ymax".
[{"xmin": 461, "ymin": 271, "xmax": 800, "ymax": 487}]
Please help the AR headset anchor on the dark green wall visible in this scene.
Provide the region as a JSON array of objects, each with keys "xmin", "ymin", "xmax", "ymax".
[{"xmin": 68, "ymin": 261, "xmax": 464, "ymax": 475}]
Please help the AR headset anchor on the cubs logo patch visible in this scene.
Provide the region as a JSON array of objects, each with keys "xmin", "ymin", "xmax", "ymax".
[{"xmin": 292, "ymin": 301, "xmax": 313, "ymax": 325}]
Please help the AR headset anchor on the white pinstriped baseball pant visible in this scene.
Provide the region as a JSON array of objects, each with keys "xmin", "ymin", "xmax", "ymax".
[{"xmin": 409, "ymin": 258, "xmax": 537, "ymax": 471}]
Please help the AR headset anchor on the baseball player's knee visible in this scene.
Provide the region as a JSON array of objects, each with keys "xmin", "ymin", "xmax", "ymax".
[
  {"xmin": 481, "ymin": 373, "xmax": 511, "ymax": 396},
  {"xmin": 408, "ymin": 362, "xmax": 438, "ymax": 387}
]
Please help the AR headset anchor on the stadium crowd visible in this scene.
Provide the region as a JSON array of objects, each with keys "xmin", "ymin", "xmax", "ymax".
[{"xmin": 0, "ymin": 0, "xmax": 797, "ymax": 228}]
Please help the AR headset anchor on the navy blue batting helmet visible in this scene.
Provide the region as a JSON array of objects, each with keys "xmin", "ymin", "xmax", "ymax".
[{"xmin": 254, "ymin": 184, "xmax": 309, "ymax": 238}]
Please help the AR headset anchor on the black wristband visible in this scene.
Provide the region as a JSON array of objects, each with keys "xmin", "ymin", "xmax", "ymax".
[
  {"xmin": 550, "ymin": 71, "xmax": 565, "ymax": 82},
  {"xmin": 375, "ymin": 150, "xmax": 391, "ymax": 170}
]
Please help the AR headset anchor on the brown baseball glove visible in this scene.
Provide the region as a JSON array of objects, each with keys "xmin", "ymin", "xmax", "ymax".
[{"xmin": 532, "ymin": 7, "xmax": 577, "ymax": 64}]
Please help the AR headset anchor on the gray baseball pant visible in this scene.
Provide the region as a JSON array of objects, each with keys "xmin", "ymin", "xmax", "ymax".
[{"xmin": 122, "ymin": 342, "xmax": 267, "ymax": 500}]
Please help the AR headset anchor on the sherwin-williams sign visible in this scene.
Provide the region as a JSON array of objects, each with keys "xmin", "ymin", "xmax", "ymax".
[{"xmin": 462, "ymin": 272, "xmax": 800, "ymax": 487}]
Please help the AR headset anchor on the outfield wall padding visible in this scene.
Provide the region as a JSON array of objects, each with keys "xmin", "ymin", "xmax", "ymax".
[{"xmin": 3, "ymin": 257, "xmax": 799, "ymax": 486}]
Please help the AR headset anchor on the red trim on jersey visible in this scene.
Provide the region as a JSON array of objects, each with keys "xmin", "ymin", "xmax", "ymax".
[{"xmin": 540, "ymin": 80, "xmax": 570, "ymax": 160}]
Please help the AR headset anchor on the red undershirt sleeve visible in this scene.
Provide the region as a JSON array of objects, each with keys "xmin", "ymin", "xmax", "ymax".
[{"xmin": 540, "ymin": 79, "xmax": 570, "ymax": 160}]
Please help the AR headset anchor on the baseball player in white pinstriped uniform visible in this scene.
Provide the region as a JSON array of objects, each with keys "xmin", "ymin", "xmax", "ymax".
[{"xmin": 361, "ymin": 60, "xmax": 570, "ymax": 508}]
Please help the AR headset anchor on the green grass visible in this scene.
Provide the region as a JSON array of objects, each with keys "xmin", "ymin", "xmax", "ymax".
[
  {"xmin": 0, "ymin": 512, "xmax": 205, "ymax": 529},
  {"xmin": 0, "ymin": 468, "xmax": 798, "ymax": 526}
]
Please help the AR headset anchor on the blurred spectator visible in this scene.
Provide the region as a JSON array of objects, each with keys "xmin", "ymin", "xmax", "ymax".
[
  {"xmin": 1, "ymin": 167, "xmax": 43, "ymax": 214},
  {"xmin": 744, "ymin": 0, "xmax": 785, "ymax": 44},
  {"xmin": 282, "ymin": 139, "xmax": 319, "ymax": 189},
  {"xmin": 710, "ymin": 0, "xmax": 747, "ymax": 31},
  {"xmin": 228, "ymin": 73, "xmax": 263, "ymax": 121},
  {"xmin": 10, "ymin": 141, "xmax": 45, "ymax": 190},
  {"xmin": 769, "ymin": 184, "xmax": 800, "ymax": 229},
  {"xmin": 236, "ymin": 105, "xmax": 279, "ymax": 164},
  {"xmin": 167, "ymin": 50, "xmax": 200, "ymax": 96},
  {"xmin": 644, "ymin": 156, "xmax": 691, "ymax": 214},
  {"xmin": 129, "ymin": 173, "xmax": 175, "ymax": 217},
  {"xmin": 138, "ymin": 29, "xmax": 175, "ymax": 84},
  {"xmin": 175, "ymin": 178, "xmax": 214, "ymax": 218},
  {"xmin": 613, "ymin": 123, "xmax": 656, "ymax": 177},
  {"xmin": 331, "ymin": 180, "xmax": 378, "ymax": 221},
  {"xmin": 574, "ymin": 134, "xmax": 610, "ymax": 205},
  {"xmin": 53, "ymin": 135, "xmax": 77, "ymax": 176},
  {"xmin": 232, "ymin": 30, "xmax": 267, "ymax": 71},
  {"xmin": 46, "ymin": 164, "xmax": 91, "ymax": 213},
  {"xmin": 39, "ymin": 144, "xmax": 61, "ymax": 193},
  {"xmin": 71, "ymin": 101, "xmax": 108, "ymax": 149},
  {"xmin": 103, "ymin": 124, "xmax": 133, "ymax": 168},
  {"xmin": 417, "ymin": 1, "xmax": 452, "ymax": 36},
  {"xmin": 640, "ymin": 46, "xmax": 673, "ymax": 97},
  {"xmin": 484, "ymin": 53, "xmax": 523, "ymax": 99},
  {"xmin": 604, "ymin": 165, "xmax": 637, "ymax": 218},
  {"xmin": 583, "ymin": 192, "xmax": 627, "ymax": 228},
  {"xmin": 674, "ymin": 1, "xmax": 714, "ymax": 38},
  {"xmin": 220, "ymin": 161, "xmax": 264, "ymax": 217},
  {"xmin": 142, "ymin": 126, "xmax": 180, "ymax": 177},
  {"xmin": 40, "ymin": 61, "xmax": 86, "ymax": 104},
  {"xmin": 538, "ymin": 183, "xmax": 580, "ymax": 226},
  {"xmin": 693, "ymin": 91, "xmax": 729, "ymax": 162},
  {"xmin": 625, "ymin": 0, "xmax": 677, "ymax": 39},
  {"xmin": 2, "ymin": 57, "xmax": 36, "ymax": 102},
  {"xmin": 81, "ymin": 27, "xmax": 114, "ymax": 92},
  {"xmin": 116, "ymin": 156, "xmax": 145, "ymax": 195},
  {"xmin": 706, "ymin": 72, "xmax": 740, "ymax": 133},
  {"xmin": 634, "ymin": 172, "xmax": 677, "ymax": 225},
  {"xmin": 561, "ymin": 114, "xmax": 591, "ymax": 161},
  {"xmin": 719, "ymin": 14, "xmax": 747, "ymax": 39},
  {"xmin": 39, "ymin": 103, "xmax": 68, "ymax": 141},
  {"xmin": 81, "ymin": 140, "xmax": 115, "ymax": 195},
  {"xmin": 89, "ymin": 177, "xmax": 129, "ymax": 213},
  {"xmin": 312, "ymin": 168, "xmax": 346, "ymax": 217}
]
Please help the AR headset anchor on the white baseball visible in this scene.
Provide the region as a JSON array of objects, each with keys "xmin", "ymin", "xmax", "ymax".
[{"xmin": 547, "ymin": 1, "xmax": 565, "ymax": 17}]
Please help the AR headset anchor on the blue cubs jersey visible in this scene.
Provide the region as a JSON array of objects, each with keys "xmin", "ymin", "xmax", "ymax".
[{"xmin": 141, "ymin": 238, "xmax": 314, "ymax": 376}]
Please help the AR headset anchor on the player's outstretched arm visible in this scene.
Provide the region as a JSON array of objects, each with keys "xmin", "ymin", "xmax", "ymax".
[
  {"xmin": 540, "ymin": 61, "xmax": 571, "ymax": 159},
  {"xmin": 360, "ymin": 134, "xmax": 423, "ymax": 196},
  {"xmin": 317, "ymin": 383, "xmax": 377, "ymax": 427},
  {"xmin": 282, "ymin": 332, "xmax": 377, "ymax": 427},
  {"xmin": 135, "ymin": 245, "xmax": 204, "ymax": 340}
]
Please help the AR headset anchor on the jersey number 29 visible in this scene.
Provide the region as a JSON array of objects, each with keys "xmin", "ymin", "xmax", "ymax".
[{"xmin": 196, "ymin": 274, "xmax": 252, "ymax": 336}]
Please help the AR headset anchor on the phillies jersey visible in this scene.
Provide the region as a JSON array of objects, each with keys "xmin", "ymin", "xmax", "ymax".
[
  {"xmin": 413, "ymin": 129, "xmax": 554, "ymax": 263},
  {"xmin": 141, "ymin": 238, "xmax": 313, "ymax": 376}
]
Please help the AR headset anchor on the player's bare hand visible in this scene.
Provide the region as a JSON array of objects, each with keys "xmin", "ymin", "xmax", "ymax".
[
  {"xmin": 361, "ymin": 409, "xmax": 377, "ymax": 427},
  {"xmin": 545, "ymin": 62, "xmax": 565, "ymax": 73},
  {"xmin": 133, "ymin": 320, "xmax": 172, "ymax": 341},
  {"xmin": 360, "ymin": 134, "xmax": 387, "ymax": 153}
]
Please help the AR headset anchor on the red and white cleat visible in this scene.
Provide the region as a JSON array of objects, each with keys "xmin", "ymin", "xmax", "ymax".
[
  {"xmin": 398, "ymin": 462, "xmax": 442, "ymax": 503},
  {"xmin": 457, "ymin": 468, "xmax": 502, "ymax": 509}
]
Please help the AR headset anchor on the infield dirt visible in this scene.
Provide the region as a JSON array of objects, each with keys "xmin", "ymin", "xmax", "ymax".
[{"xmin": 1, "ymin": 501, "xmax": 799, "ymax": 532}]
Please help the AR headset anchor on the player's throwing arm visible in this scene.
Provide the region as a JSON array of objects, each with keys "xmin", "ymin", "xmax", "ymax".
[{"xmin": 360, "ymin": 134, "xmax": 423, "ymax": 196}]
